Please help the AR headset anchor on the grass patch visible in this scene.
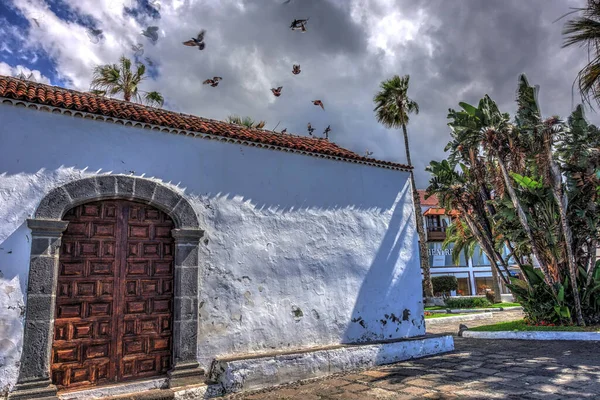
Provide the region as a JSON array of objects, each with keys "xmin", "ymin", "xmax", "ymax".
[
  {"xmin": 424, "ymin": 302, "xmax": 520, "ymax": 311},
  {"xmin": 470, "ymin": 320, "xmax": 599, "ymax": 332},
  {"xmin": 424, "ymin": 313, "xmax": 466, "ymax": 319}
]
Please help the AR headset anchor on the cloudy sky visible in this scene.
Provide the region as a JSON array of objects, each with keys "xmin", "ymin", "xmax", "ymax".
[{"xmin": 0, "ymin": 0, "xmax": 596, "ymax": 186}]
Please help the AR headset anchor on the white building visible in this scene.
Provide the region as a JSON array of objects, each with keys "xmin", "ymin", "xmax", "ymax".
[
  {"xmin": 418, "ymin": 190, "xmax": 516, "ymax": 296},
  {"xmin": 0, "ymin": 77, "xmax": 452, "ymax": 399}
]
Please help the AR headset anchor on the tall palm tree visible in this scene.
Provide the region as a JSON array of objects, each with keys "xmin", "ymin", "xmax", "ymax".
[
  {"xmin": 561, "ymin": 0, "xmax": 600, "ymax": 106},
  {"xmin": 90, "ymin": 55, "xmax": 164, "ymax": 108},
  {"xmin": 373, "ymin": 75, "xmax": 434, "ymax": 298},
  {"xmin": 226, "ymin": 115, "xmax": 266, "ymax": 129}
]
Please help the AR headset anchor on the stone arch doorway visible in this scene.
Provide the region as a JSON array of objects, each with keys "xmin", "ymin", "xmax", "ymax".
[
  {"xmin": 9, "ymin": 176, "xmax": 204, "ymax": 400},
  {"xmin": 52, "ymin": 200, "xmax": 175, "ymax": 390}
]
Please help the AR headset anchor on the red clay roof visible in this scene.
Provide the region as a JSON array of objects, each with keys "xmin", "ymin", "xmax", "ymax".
[
  {"xmin": 418, "ymin": 190, "xmax": 439, "ymax": 207},
  {"xmin": 0, "ymin": 75, "xmax": 412, "ymax": 171},
  {"xmin": 423, "ymin": 208, "xmax": 460, "ymax": 217}
]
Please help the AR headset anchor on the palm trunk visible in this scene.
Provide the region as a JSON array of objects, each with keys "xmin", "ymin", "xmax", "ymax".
[
  {"xmin": 462, "ymin": 211, "xmax": 509, "ymax": 289},
  {"xmin": 505, "ymin": 240, "xmax": 529, "ymax": 285},
  {"xmin": 489, "ymin": 254, "xmax": 503, "ymax": 302},
  {"xmin": 401, "ymin": 124, "xmax": 434, "ymax": 298},
  {"xmin": 497, "ymin": 159, "xmax": 556, "ymax": 288},
  {"xmin": 587, "ymin": 239, "xmax": 597, "ymax": 287},
  {"xmin": 549, "ymin": 160, "xmax": 585, "ymax": 326}
]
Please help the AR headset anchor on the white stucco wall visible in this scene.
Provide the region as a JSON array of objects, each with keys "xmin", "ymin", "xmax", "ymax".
[{"xmin": 0, "ymin": 104, "xmax": 423, "ymax": 392}]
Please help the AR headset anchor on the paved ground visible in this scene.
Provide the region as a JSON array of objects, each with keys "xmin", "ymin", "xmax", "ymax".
[{"xmin": 225, "ymin": 311, "xmax": 600, "ymax": 399}]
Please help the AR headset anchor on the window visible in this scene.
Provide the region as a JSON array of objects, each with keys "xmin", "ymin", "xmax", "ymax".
[
  {"xmin": 472, "ymin": 244, "xmax": 518, "ymax": 267},
  {"xmin": 426, "ymin": 215, "xmax": 441, "ymax": 230},
  {"xmin": 456, "ymin": 277, "xmax": 472, "ymax": 296},
  {"xmin": 428, "ymin": 242, "xmax": 467, "ymax": 267},
  {"xmin": 474, "ymin": 276, "xmax": 495, "ymax": 295}
]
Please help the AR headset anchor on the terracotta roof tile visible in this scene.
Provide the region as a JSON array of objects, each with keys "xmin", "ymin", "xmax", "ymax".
[
  {"xmin": 418, "ymin": 190, "xmax": 439, "ymax": 207},
  {"xmin": 0, "ymin": 75, "xmax": 412, "ymax": 171}
]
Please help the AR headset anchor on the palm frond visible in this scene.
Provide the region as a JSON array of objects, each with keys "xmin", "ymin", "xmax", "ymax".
[{"xmin": 144, "ymin": 91, "xmax": 164, "ymax": 107}]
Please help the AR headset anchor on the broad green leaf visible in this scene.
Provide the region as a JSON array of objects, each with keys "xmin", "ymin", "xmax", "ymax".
[{"xmin": 459, "ymin": 102, "xmax": 478, "ymax": 116}]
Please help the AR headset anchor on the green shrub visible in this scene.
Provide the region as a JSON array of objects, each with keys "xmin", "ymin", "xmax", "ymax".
[
  {"xmin": 507, "ymin": 264, "xmax": 571, "ymax": 324},
  {"xmin": 445, "ymin": 297, "xmax": 492, "ymax": 309},
  {"xmin": 432, "ymin": 276, "xmax": 458, "ymax": 298}
]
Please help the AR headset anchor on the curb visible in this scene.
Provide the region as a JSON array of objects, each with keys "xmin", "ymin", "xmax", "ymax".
[
  {"xmin": 427, "ymin": 306, "xmax": 522, "ymax": 314},
  {"xmin": 425, "ymin": 313, "xmax": 493, "ymax": 325},
  {"xmin": 462, "ymin": 330, "xmax": 600, "ymax": 341}
]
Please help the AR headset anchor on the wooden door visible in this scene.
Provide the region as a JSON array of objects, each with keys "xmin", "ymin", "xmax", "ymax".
[{"xmin": 51, "ymin": 200, "xmax": 174, "ymax": 390}]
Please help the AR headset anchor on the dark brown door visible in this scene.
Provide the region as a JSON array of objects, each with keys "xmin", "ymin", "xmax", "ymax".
[{"xmin": 51, "ymin": 200, "xmax": 174, "ymax": 390}]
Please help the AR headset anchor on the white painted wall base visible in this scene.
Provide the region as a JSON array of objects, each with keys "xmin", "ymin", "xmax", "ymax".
[
  {"xmin": 58, "ymin": 377, "xmax": 169, "ymax": 400},
  {"xmin": 210, "ymin": 335, "xmax": 454, "ymax": 394}
]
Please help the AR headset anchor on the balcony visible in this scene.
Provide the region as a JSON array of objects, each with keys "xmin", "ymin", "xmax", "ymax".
[{"xmin": 427, "ymin": 226, "xmax": 447, "ymax": 241}]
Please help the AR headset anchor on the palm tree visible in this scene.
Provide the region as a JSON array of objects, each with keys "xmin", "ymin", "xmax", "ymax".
[
  {"xmin": 561, "ymin": 0, "xmax": 600, "ymax": 106},
  {"xmin": 373, "ymin": 75, "xmax": 434, "ymax": 298},
  {"xmin": 90, "ymin": 55, "xmax": 164, "ymax": 107},
  {"xmin": 226, "ymin": 115, "xmax": 266, "ymax": 129}
]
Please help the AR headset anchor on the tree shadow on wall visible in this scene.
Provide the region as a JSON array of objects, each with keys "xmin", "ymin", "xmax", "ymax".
[{"xmin": 342, "ymin": 181, "xmax": 425, "ymax": 346}]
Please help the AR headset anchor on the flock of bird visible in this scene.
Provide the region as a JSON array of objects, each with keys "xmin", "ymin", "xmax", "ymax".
[
  {"xmin": 183, "ymin": 17, "xmax": 332, "ymax": 140},
  {"xmin": 23, "ymin": 1, "xmax": 372, "ymax": 149}
]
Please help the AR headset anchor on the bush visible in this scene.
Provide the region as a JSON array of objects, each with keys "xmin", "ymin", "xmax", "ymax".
[
  {"xmin": 432, "ymin": 276, "xmax": 458, "ymax": 298},
  {"xmin": 507, "ymin": 265, "xmax": 571, "ymax": 325},
  {"xmin": 445, "ymin": 297, "xmax": 492, "ymax": 309}
]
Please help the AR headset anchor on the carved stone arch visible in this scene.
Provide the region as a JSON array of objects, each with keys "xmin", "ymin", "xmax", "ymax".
[
  {"xmin": 34, "ymin": 175, "xmax": 200, "ymax": 229},
  {"xmin": 9, "ymin": 175, "xmax": 204, "ymax": 400}
]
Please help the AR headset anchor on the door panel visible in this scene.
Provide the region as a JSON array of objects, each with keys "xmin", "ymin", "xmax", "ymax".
[{"xmin": 52, "ymin": 200, "xmax": 174, "ymax": 390}]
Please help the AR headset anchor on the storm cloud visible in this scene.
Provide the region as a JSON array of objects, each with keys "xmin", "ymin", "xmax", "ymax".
[{"xmin": 0, "ymin": 0, "xmax": 595, "ymax": 186}]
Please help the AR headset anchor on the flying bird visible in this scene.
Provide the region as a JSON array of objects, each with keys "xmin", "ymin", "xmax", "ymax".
[
  {"xmin": 86, "ymin": 28, "xmax": 104, "ymax": 44},
  {"xmin": 282, "ymin": 0, "xmax": 291, "ymax": 3},
  {"xmin": 281, "ymin": 128, "xmax": 287, "ymax": 134},
  {"xmin": 271, "ymin": 86, "xmax": 283, "ymax": 97},
  {"xmin": 183, "ymin": 30, "xmax": 206, "ymax": 50},
  {"xmin": 323, "ymin": 125, "xmax": 331, "ymax": 139},
  {"xmin": 292, "ymin": 64, "xmax": 301, "ymax": 75},
  {"xmin": 149, "ymin": 0, "xmax": 161, "ymax": 11},
  {"xmin": 312, "ymin": 100, "xmax": 324, "ymax": 110},
  {"xmin": 290, "ymin": 18, "xmax": 309, "ymax": 32},
  {"xmin": 203, "ymin": 77, "xmax": 223, "ymax": 87},
  {"xmin": 132, "ymin": 43, "xmax": 144, "ymax": 57},
  {"xmin": 142, "ymin": 26, "xmax": 159, "ymax": 43},
  {"xmin": 365, "ymin": 149, "xmax": 374, "ymax": 157},
  {"xmin": 307, "ymin": 123, "xmax": 315, "ymax": 136},
  {"xmin": 17, "ymin": 71, "xmax": 35, "ymax": 81}
]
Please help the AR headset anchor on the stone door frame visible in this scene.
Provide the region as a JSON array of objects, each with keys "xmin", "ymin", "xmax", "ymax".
[{"xmin": 9, "ymin": 175, "xmax": 204, "ymax": 400}]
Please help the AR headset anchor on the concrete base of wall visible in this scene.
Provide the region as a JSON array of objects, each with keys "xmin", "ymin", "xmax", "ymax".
[
  {"xmin": 56, "ymin": 380, "xmax": 223, "ymax": 400},
  {"xmin": 58, "ymin": 378, "xmax": 169, "ymax": 400},
  {"xmin": 51, "ymin": 335, "xmax": 454, "ymax": 399},
  {"xmin": 209, "ymin": 334, "xmax": 454, "ymax": 395}
]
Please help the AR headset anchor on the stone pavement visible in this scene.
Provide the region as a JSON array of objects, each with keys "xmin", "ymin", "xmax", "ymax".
[{"xmin": 225, "ymin": 311, "xmax": 600, "ymax": 399}]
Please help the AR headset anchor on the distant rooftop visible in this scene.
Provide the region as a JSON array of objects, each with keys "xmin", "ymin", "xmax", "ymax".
[{"xmin": 418, "ymin": 190, "xmax": 439, "ymax": 207}]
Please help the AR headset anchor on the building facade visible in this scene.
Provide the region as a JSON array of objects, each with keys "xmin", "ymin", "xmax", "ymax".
[
  {"xmin": 418, "ymin": 190, "xmax": 514, "ymax": 296},
  {"xmin": 0, "ymin": 77, "xmax": 453, "ymax": 399}
]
